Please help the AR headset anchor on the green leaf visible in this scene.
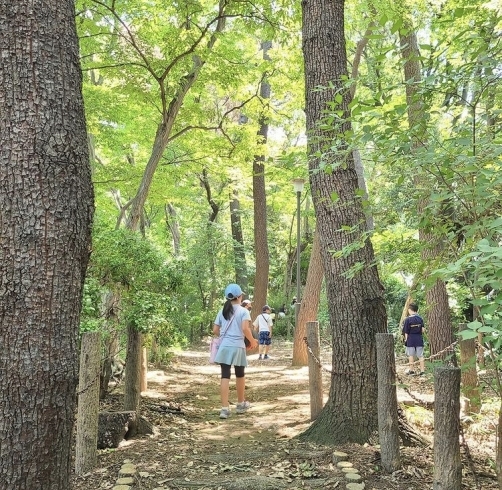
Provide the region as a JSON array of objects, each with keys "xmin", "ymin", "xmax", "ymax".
[{"xmin": 458, "ymin": 330, "xmax": 478, "ymax": 340}]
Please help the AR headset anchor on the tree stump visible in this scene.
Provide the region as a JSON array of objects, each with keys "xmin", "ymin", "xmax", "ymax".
[
  {"xmin": 97, "ymin": 411, "xmax": 136, "ymax": 449},
  {"xmin": 397, "ymin": 406, "xmax": 429, "ymax": 447}
]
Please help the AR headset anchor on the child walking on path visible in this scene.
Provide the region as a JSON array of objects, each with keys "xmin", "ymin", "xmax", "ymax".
[
  {"xmin": 213, "ymin": 284, "xmax": 258, "ymax": 419},
  {"xmin": 402, "ymin": 302, "xmax": 426, "ymax": 375},
  {"xmin": 253, "ymin": 305, "xmax": 273, "ymax": 360}
]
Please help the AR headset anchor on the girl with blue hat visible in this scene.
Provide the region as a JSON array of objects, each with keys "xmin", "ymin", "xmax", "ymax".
[{"xmin": 213, "ymin": 284, "xmax": 258, "ymax": 419}]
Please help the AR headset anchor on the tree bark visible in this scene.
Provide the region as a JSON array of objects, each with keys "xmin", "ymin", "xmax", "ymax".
[
  {"xmin": 300, "ymin": 0, "xmax": 387, "ymax": 444},
  {"xmin": 0, "ymin": 1, "xmax": 94, "ymax": 487},
  {"xmin": 459, "ymin": 323, "xmax": 480, "ymax": 414},
  {"xmin": 230, "ymin": 188, "xmax": 249, "ymax": 292},
  {"xmin": 165, "ymin": 203, "xmax": 181, "ymax": 256},
  {"xmin": 100, "ymin": 291, "xmax": 120, "ymax": 399},
  {"xmin": 251, "ymin": 41, "xmax": 272, "ymax": 340}
]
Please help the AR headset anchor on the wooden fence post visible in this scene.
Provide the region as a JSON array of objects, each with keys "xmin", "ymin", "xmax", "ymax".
[
  {"xmin": 75, "ymin": 331, "xmax": 101, "ymax": 475},
  {"xmin": 376, "ymin": 333, "xmax": 401, "ymax": 473},
  {"xmin": 458, "ymin": 323, "xmax": 480, "ymax": 414},
  {"xmin": 140, "ymin": 347, "xmax": 148, "ymax": 392},
  {"xmin": 433, "ymin": 366, "xmax": 462, "ymax": 490},
  {"xmin": 306, "ymin": 321, "xmax": 323, "ymax": 421}
]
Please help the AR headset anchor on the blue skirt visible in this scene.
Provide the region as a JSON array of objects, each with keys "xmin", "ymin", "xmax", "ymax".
[{"xmin": 215, "ymin": 346, "xmax": 248, "ymax": 366}]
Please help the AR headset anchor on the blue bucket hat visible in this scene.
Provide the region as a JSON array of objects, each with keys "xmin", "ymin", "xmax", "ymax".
[{"xmin": 224, "ymin": 283, "xmax": 243, "ymax": 300}]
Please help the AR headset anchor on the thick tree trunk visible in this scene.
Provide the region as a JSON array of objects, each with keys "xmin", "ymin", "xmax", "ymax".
[
  {"xmin": 0, "ymin": 1, "xmax": 94, "ymax": 487},
  {"xmin": 251, "ymin": 41, "xmax": 272, "ymax": 337},
  {"xmin": 400, "ymin": 29, "xmax": 454, "ymax": 360},
  {"xmin": 300, "ymin": 0, "xmax": 387, "ymax": 444}
]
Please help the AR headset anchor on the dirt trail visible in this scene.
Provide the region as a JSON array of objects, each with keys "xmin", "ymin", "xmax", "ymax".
[{"xmin": 71, "ymin": 340, "xmax": 497, "ymax": 490}]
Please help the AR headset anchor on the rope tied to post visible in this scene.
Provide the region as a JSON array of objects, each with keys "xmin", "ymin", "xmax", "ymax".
[{"xmin": 302, "ymin": 337, "xmax": 366, "ymax": 376}]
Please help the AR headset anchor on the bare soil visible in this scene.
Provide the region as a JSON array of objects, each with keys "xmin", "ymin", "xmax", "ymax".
[{"xmin": 71, "ymin": 340, "xmax": 498, "ymax": 490}]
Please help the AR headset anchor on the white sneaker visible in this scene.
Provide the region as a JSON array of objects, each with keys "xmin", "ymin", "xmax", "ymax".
[
  {"xmin": 219, "ymin": 408, "xmax": 231, "ymax": 419},
  {"xmin": 236, "ymin": 401, "xmax": 251, "ymax": 414}
]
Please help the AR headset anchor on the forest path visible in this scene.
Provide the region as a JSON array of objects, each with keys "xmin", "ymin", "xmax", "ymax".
[{"xmin": 71, "ymin": 339, "xmax": 496, "ymax": 490}]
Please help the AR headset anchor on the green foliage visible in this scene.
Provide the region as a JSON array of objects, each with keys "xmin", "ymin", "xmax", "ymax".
[
  {"xmin": 382, "ymin": 275, "xmax": 408, "ymax": 332},
  {"xmin": 75, "ymin": 0, "xmax": 502, "ymax": 384},
  {"xmin": 80, "ymin": 276, "xmax": 106, "ymax": 333},
  {"xmin": 83, "ymin": 227, "xmax": 183, "ymax": 353}
]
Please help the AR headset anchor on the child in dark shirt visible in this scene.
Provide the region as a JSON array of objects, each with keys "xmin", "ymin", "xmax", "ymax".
[{"xmin": 402, "ymin": 302, "xmax": 425, "ymax": 375}]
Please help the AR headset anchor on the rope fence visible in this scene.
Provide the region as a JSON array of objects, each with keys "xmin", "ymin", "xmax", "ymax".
[{"xmin": 302, "ymin": 333, "xmax": 482, "ymax": 490}]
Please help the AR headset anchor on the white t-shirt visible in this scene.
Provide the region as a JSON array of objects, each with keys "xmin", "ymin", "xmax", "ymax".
[{"xmin": 253, "ymin": 313, "xmax": 273, "ymax": 332}]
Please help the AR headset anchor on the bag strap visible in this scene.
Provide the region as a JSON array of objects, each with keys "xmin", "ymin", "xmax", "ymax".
[{"xmin": 220, "ymin": 313, "xmax": 235, "ymax": 339}]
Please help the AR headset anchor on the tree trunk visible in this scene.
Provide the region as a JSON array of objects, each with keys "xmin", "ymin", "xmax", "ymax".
[
  {"xmin": 459, "ymin": 323, "xmax": 480, "ymax": 414},
  {"xmin": 125, "ymin": 8, "xmax": 227, "ymax": 232},
  {"xmin": 230, "ymin": 188, "xmax": 249, "ymax": 292},
  {"xmin": 425, "ymin": 278, "xmax": 455, "ymax": 359},
  {"xmin": 100, "ymin": 291, "xmax": 120, "ymax": 399},
  {"xmin": 165, "ymin": 203, "xmax": 181, "ymax": 256},
  {"xmin": 0, "ymin": 1, "xmax": 94, "ymax": 487},
  {"xmin": 292, "ymin": 232, "xmax": 323, "ymax": 366},
  {"xmin": 399, "ymin": 28, "xmax": 454, "ymax": 361},
  {"xmin": 118, "ymin": 7, "xmax": 228, "ymax": 418},
  {"xmin": 300, "ymin": 0, "xmax": 387, "ymax": 444},
  {"xmin": 251, "ymin": 41, "xmax": 272, "ymax": 337}
]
